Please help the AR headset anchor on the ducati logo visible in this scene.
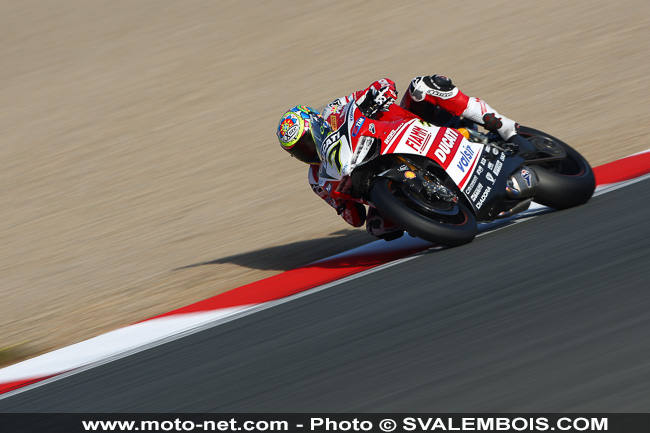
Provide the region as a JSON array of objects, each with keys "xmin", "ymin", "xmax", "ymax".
[{"xmin": 434, "ymin": 129, "xmax": 459, "ymax": 163}]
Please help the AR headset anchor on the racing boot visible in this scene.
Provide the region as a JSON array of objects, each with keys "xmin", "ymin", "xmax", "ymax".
[
  {"xmin": 508, "ymin": 134, "xmax": 537, "ymax": 159},
  {"xmin": 366, "ymin": 207, "xmax": 404, "ymax": 241}
]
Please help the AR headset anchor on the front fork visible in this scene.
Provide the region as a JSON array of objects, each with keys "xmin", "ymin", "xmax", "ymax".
[{"xmin": 376, "ymin": 156, "xmax": 459, "ymax": 204}]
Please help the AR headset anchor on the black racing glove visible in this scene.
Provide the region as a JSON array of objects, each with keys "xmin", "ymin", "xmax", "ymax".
[
  {"xmin": 356, "ymin": 87, "xmax": 378, "ymax": 116},
  {"xmin": 357, "ymin": 85, "xmax": 397, "ymax": 117},
  {"xmin": 482, "ymin": 113, "xmax": 503, "ymax": 131}
]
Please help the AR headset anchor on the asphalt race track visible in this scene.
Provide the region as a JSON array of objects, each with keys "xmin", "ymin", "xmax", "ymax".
[{"xmin": 2, "ymin": 179, "xmax": 649, "ymax": 413}]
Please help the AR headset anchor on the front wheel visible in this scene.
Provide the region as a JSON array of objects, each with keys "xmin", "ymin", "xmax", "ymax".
[
  {"xmin": 519, "ymin": 126, "xmax": 596, "ymax": 210},
  {"xmin": 369, "ymin": 177, "xmax": 477, "ymax": 246}
]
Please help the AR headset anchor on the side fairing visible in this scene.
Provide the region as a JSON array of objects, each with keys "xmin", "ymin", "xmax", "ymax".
[{"xmin": 381, "ymin": 119, "xmax": 484, "ymax": 192}]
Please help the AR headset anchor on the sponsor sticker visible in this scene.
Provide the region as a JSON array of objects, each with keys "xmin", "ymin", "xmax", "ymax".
[
  {"xmin": 405, "ymin": 125, "xmax": 432, "ymax": 153},
  {"xmin": 329, "ymin": 114, "xmax": 338, "ymax": 131},
  {"xmin": 404, "ymin": 171, "xmax": 416, "ymax": 179},
  {"xmin": 352, "ymin": 117, "xmax": 365, "ymax": 137},
  {"xmin": 471, "ymin": 183, "xmax": 484, "ymax": 202},
  {"xmin": 494, "ymin": 160, "xmax": 503, "ymax": 175},
  {"xmin": 465, "ymin": 175, "xmax": 479, "ymax": 194},
  {"xmin": 476, "ymin": 186, "xmax": 492, "ymax": 209},
  {"xmin": 455, "ymin": 144, "xmax": 476, "ymax": 174},
  {"xmin": 385, "ymin": 129, "xmax": 397, "ymax": 145},
  {"xmin": 521, "ymin": 169, "xmax": 533, "ymax": 187},
  {"xmin": 426, "ymin": 88, "xmax": 458, "ymax": 99},
  {"xmin": 432, "ymin": 128, "xmax": 460, "ymax": 163}
]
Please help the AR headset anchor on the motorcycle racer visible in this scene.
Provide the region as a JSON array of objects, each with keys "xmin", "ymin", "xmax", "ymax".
[{"xmin": 277, "ymin": 75, "xmax": 524, "ymax": 241}]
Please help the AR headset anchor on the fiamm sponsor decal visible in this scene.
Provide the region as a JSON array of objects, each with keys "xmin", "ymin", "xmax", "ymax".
[{"xmin": 404, "ymin": 125, "xmax": 432, "ymax": 153}]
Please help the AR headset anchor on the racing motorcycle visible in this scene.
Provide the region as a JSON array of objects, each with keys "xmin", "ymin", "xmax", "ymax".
[{"xmin": 312, "ymin": 101, "xmax": 596, "ymax": 246}]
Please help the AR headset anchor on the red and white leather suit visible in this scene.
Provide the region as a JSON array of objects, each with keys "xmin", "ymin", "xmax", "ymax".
[{"xmin": 308, "ymin": 75, "xmax": 518, "ymax": 240}]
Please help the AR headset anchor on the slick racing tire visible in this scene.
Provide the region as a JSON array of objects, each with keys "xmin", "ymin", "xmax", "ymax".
[
  {"xmin": 369, "ymin": 177, "xmax": 477, "ymax": 247},
  {"xmin": 519, "ymin": 126, "xmax": 596, "ymax": 210}
]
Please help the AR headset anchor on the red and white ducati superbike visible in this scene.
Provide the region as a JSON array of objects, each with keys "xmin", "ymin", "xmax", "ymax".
[{"xmin": 312, "ymin": 101, "xmax": 595, "ymax": 246}]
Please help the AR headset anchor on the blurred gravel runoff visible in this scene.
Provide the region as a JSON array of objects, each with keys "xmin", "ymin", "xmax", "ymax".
[{"xmin": 1, "ymin": 0, "xmax": 649, "ymax": 364}]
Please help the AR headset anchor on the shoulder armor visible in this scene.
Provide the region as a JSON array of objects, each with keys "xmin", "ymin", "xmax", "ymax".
[
  {"xmin": 421, "ymin": 75, "xmax": 458, "ymax": 100},
  {"xmin": 423, "ymin": 75, "xmax": 455, "ymax": 91}
]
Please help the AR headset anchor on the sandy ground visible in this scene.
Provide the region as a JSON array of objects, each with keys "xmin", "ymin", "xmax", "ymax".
[{"xmin": 1, "ymin": 0, "xmax": 649, "ymax": 365}]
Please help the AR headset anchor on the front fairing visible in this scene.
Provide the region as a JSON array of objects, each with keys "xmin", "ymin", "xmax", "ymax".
[{"xmin": 312, "ymin": 102, "xmax": 378, "ymax": 182}]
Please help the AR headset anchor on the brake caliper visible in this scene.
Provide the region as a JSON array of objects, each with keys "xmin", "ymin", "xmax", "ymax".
[{"xmin": 422, "ymin": 180, "xmax": 458, "ymax": 203}]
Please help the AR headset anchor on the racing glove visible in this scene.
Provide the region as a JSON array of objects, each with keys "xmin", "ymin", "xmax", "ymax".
[
  {"xmin": 356, "ymin": 79, "xmax": 398, "ymax": 117},
  {"xmin": 336, "ymin": 201, "xmax": 367, "ymax": 228},
  {"xmin": 482, "ymin": 113, "xmax": 503, "ymax": 131},
  {"xmin": 483, "ymin": 112, "xmax": 520, "ymax": 141}
]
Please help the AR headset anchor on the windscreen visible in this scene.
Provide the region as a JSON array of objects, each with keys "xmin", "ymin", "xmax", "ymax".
[{"xmin": 309, "ymin": 112, "xmax": 333, "ymax": 161}]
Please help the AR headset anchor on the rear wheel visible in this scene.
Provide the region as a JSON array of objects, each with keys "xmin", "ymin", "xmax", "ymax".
[
  {"xmin": 519, "ymin": 126, "xmax": 595, "ymax": 209},
  {"xmin": 369, "ymin": 177, "xmax": 477, "ymax": 246}
]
